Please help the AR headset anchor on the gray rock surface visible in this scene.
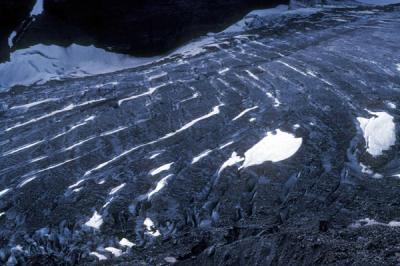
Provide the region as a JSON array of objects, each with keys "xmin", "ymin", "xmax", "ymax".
[{"xmin": 0, "ymin": 3, "xmax": 400, "ymax": 265}]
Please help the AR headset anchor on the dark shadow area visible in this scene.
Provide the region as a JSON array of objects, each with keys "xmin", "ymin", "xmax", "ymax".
[{"xmin": 0, "ymin": 0, "xmax": 289, "ymax": 63}]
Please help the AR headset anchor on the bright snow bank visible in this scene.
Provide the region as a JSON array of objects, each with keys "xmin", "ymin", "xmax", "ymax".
[
  {"xmin": 30, "ymin": 0, "xmax": 44, "ymax": 16},
  {"xmin": 357, "ymin": 111, "xmax": 396, "ymax": 157},
  {"xmin": 356, "ymin": 0, "xmax": 400, "ymax": 5},
  {"xmin": 241, "ymin": 129, "xmax": 302, "ymax": 168},
  {"xmin": 0, "ymin": 44, "xmax": 158, "ymax": 91},
  {"xmin": 224, "ymin": 5, "xmax": 321, "ymax": 33},
  {"xmin": 350, "ymin": 218, "xmax": 400, "ymax": 228}
]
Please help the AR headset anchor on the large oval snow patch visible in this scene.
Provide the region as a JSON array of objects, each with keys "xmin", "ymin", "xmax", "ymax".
[
  {"xmin": 242, "ymin": 129, "xmax": 302, "ymax": 168},
  {"xmin": 357, "ymin": 111, "xmax": 396, "ymax": 157}
]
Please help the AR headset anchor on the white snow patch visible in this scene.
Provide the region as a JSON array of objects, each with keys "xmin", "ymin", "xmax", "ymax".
[
  {"xmin": 90, "ymin": 252, "xmax": 107, "ymax": 261},
  {"xmin": 0, "ymin": 44, "xmax": 158, "ymax": 90},
  {"xmin": 192, "ymin": 150, "xmax": 212, "ymax": 164},
  {"xmin": 105, "ymin": 247, "xmax": 122, "ymax": 257},
  {"xmin": 241, "ymin": 129, "xmax": 302, "ymax": 168},
  {"xmin": 387, "ymin": 102, "xmax": 396, "ymax": 109},
  {"xmin": 350, "ymin": 218, "xmax": 400, "ymax": 228},
  {"xmin": 30, "ymin": 0, "xmax": 44, "ymax": 16},
  {"xmin": 218, "ymin": 152, "xmax": 244, "ymax": 175},
  {"xmin": 109, "ymin": 183, "xmax": 126, "ymax": 195},
  {"xmin": 357, "ymin": 111, "xmax": 396, "ymax": 157},
  {"xmin": 148, "ymin": 174, "xmax": 173, "ymax": 199},
  {"xmin": 149, "ymin": 163, "xmax": 173, "ymax": 176},
  {"xmin": 144, "ymin": 218, "xmax": 161, "ymax": 237},
  {"xmin": 119, "ymin": 238, "xmax": 135, "ymax": 248},
  {"xmin": 8, "ymin": 31, "xmax": 17, "ymax": 48},
  {"xmin": 149, "ymin": 151, "xmax": 163, "ymax": 159},
  {"xmin": 85, "ymin": 211, "xmax": 103, "ymax": 230},
  {"xmin": 164, "ymin": 257, "xmax": 178, "ymax": 263}
]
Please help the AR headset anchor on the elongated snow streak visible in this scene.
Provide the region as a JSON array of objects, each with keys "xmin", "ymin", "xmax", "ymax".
[
  {"xmin": 18, "ymin": 176, "xmax": 37, "ymax": 188},
  {"xmin": 148, "ymin": 174, "xmax": 173, "ymax": 199},
  {"xmin": 277, "ymin": 60, "xmax": 308, "ymax": 76},
  {"xmin": 109, "ymin": 183, "xmax": 126, "ymax": 195},
  {"xmin": 100, "ymin": 126, "xmax": 128, "ymax": 137},
  {"xmin": 245, "ymin": 70, "xmax": 260, "ymax": 81},
  {"xmin": 0, "ymin": 188, "xmax": 11, "ymax": 197},
  {"xmin": 30, "ymin": 155, "xmax": 47, "ymax": 163},
  {"xmin": 118, "ymin": 83, "xmax": 169, "ymax": 106},
  {"xmin": 148, "ymin": 72, "xmax": 167, "ymax": 80},
  {"xmin": 63, "ymin": 137, "xmax": 96, "ymax": 151},
  {"xmin": 149, "ymin": 151, "xmax": 163, "ymax": 159},
  {"xmin": 10, "ymin": 98, "xmax": 58, "ymax": 110},
  {"xmin": 2, "ymin": 140, "xmax": 44, "ymax": 156},
  {"xmin": 192, "ymin": 150, "xmax": 212, "ymax": 164},
  {"xmin": 149, "ymin": 163, "xmax": 173, "ymax": 176},
  {"xmin": 5, "ymin": 100, "xmax": 104, "ymax": 132},
  {"xmin": 218, "ymin": 68, "xmax": 230, "ymax": 74},
  {"xmin": 5, "ymin": 104, "xmax": 74, "ymax": 131},
  {"xmin": 219, "ymin": 141, "xmax": 234, "ymax": 150},
  {"xmin": 232, "ymin": 106, "xmax": 258, "ymax": 121},
  {"xmin": 84, "ymin": 105, "xmax": 222, "ymax": 177},
  {"xmin": 23, "ymin": 156, "xmax": 81, "ymax": 178}
]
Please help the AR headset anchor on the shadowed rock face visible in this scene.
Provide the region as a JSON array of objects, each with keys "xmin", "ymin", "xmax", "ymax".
[
  {"xmin": 0, "ymin": 0, "xmax": 34, "ymax": 61},
  {"xmin": 0, "ymin": 3, "xmax": 399, "ymax": 265},
  {"xmin": 4, "ymin": 0, "xmax": 288, "ymax": 58}
]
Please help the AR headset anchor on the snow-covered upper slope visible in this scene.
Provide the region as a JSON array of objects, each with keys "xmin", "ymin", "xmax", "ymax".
[
  {"xmin": 0, "ymin": 44, "xmax": 158, "ymax": 90},
  {"xmin": 356, "ymin": 0, "xmax": 400, "ymax": 5}
]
